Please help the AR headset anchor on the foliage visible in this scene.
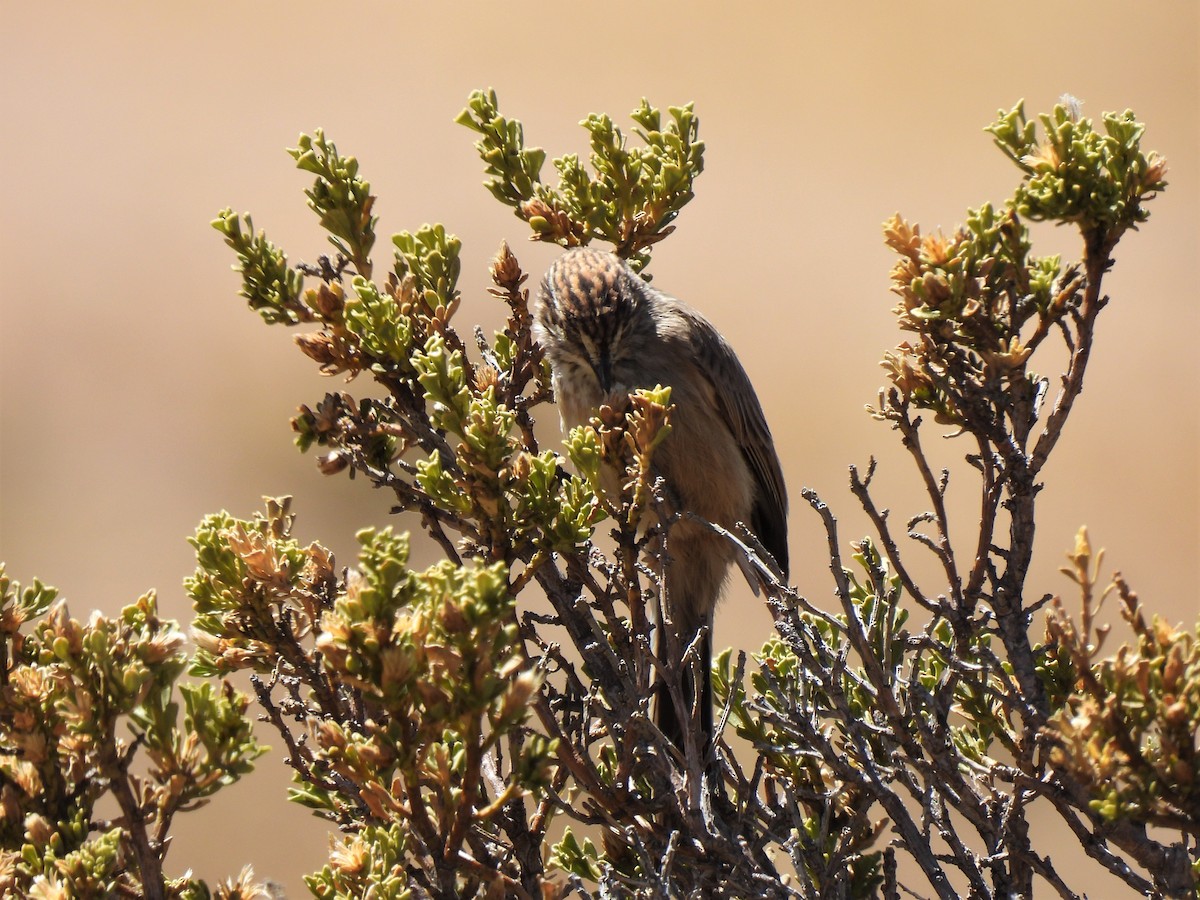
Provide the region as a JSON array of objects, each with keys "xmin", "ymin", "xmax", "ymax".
[
  {"xmin": 456, "ymin": 88, "xmax": 704, "ymax": 272},
  {"xmin": 187, "ymin": 500, "xmax": 557, "ymax": 899},
  {"xmin": 2, "ymin": 90, "xmax": 1188, "ymax": 900},
  {"xmin": 1044, "ymin": 530, "xmax": 1200, "ymax": 829},
  {"xmin": 0, "ymin": 566, "xmax": 263, "ymax": 899}
]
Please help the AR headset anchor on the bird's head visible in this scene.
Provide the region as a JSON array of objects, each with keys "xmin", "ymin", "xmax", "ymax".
[{"xmin": 534, "ymin": 247, "xmax": 650, "ymax": 393}]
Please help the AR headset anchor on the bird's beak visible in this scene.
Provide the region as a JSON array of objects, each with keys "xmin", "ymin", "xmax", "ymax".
[{"xmin": 592, "ymin": 350, "xmax": 614, "ymax": 393}]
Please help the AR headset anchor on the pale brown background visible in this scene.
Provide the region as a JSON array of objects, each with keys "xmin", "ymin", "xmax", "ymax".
[{"xmin": 2, "ymin": 2, "xmax": 1196, "ymax": 896}]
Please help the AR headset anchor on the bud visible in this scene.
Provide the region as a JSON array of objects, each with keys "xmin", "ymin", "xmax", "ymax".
[
  {"xmin": 310, "ymin": 282, "xmax": 345, "ymax": 319},
  {"xmin": 121, "ymin": 665, "xmax": 146, "ymax": 695},
  {"xmin": 519, "ymin": 198, "xmax": 582, "ymax": 243},
  {"xmin": 521, "ymin": 198, "xmax": 554, "ymax": 221},
  {"xmin": 314, "ymin": 719, "xmax": 348, "ymax": 750},
  {"xmin": 490, "ymin": 240, "xmax": 525, "ymax": 291},
  {"xmin": 24, "ymin": 813, "xmax": 53, "ymax": 846},
  {"xmin": 509, "ymin": 452, "xmax": 532, "ymax": 483},
  {"xmin": 392, "ymin": 273, "xmax": 419, "ymax": 314},
  {"xmin": 306, "ymin": 543, "xmax": 336, "ymax": 584},
  {"xmin": 317, "ymin": 450, "xmax": 350, "ymax": 476},
  {"xmin": 1163, "ymin": 643, "xmax": 1184, "ymax": 692},
  {"xmin": 1165, "ymin": 700, "xmax": 1189, "ymax": 727},
  {"xmin": 498, "ymin": 669, "xmax": 541, "ymax": 723},
  {"xmin": 52, "ymin": 635, "xmax": 71, "ymax": 661},
  {"xmin": 295, "ymin": 332, "xmax": 338, "ymax": 367},
  {"xmin": 1142, "ymin": 155, "xmax": 1169, "ymax": 190}
]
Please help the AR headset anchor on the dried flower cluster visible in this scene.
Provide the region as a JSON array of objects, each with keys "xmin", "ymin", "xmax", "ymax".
[
  {"xmin": 1044, "ymin": 530, "xmax": 1200, "ymax": 833},
  {"xmin": 187, "ymin": 500, "xmax": 558, "ymax": 897},
  {"xmin": 0, "ymin": 568, "xmax": 263, "ymax": 899}
]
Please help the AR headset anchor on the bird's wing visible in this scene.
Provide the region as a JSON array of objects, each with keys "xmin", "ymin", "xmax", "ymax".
[{"xmin": 682, "ymin": 308, "xmax": 790, "ymax": 579}]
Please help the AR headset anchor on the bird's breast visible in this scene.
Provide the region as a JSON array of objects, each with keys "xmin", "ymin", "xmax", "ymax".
[
  {"xmin": 554, "ymin": 364, "xmax": 755, "ymax": 530},
  {"xmin": 553, "ymin": 369, "xmax": 606, "ymax": 435}
]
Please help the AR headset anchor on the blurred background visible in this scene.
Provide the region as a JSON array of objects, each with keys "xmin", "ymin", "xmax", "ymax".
[{"xmin": 2, "ymin": 2, "xmax": 1196, "ymax": 896}]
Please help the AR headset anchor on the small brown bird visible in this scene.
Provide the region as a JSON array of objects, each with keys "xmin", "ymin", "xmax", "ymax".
[{"xmin": 533, "ymin": 247, "xmax": 788, "ymax": 748}]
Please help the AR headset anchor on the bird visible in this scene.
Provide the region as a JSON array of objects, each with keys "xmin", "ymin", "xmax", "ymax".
[{"xmin": 533, "ymin": 246, "xmax": 788, "ymax": 751}]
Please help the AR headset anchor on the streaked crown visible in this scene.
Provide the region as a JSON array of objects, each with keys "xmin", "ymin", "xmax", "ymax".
[{"xmin": 536, "ymin": 247, "xmax": 645, "ymax": 345}]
